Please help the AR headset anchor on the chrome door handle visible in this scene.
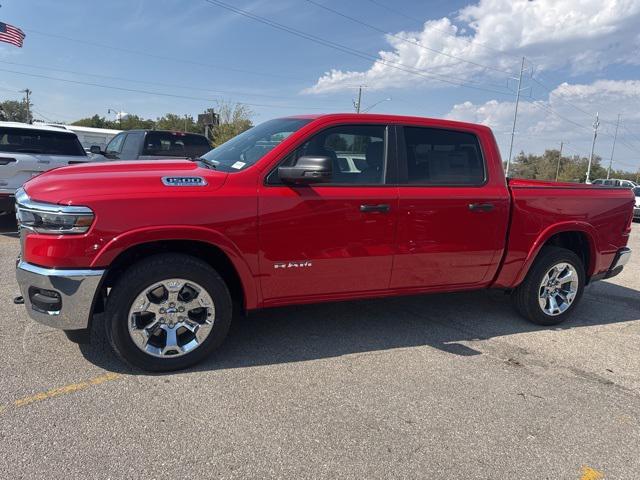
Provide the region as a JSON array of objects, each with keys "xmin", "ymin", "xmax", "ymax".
[
  {"xmin": 468, "ymin": 203, "xmax": 494, "ymax": 212},
  {"xmin": 360, "ymin": 204, "xmax": 390, "ymax": 213}
]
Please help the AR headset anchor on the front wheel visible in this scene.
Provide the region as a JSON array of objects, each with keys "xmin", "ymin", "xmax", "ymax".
[
  {"xmin": 105, "ymin": 253, "xmax": 232, "ymax": 371},
  {"xmin": 512, "ymin": 246, "xmax": 585, "ymax": 326}
]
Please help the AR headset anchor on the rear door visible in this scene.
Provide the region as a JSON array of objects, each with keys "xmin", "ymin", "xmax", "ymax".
[
  {"xmin": 0, "ymin": 126, "xmax": 88, "ymax": 194},
  {"xmin": 390, "ymin": 124, "xmax": 510, "ymax": 290},
  {"xmin": 258, "ymin": 123, "xmax": 399, "ymax": 303}
]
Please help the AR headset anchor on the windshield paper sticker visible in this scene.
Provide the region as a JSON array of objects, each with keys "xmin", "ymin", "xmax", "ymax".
[{"xmin": 231, "ymin": 161, "xmax": 246, "ymax": 169}]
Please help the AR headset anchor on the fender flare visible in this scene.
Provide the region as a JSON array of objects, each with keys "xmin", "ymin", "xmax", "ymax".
[
  {"xmin": 91, "ymin": 225, "xmax": 259, "ymax": 309},
  {"xmin": 512, "ymin": 221, "xmax": 598, "ymax": 287}
]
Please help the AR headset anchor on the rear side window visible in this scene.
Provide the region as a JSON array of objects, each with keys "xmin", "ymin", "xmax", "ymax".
[
  {"xmin": 143, "ymin": 132, "xmax": 211, "ymax": 158},
  {"xmin": 401, "ymin": 127, "xmax": 485, "ymax": 185},
  {"xmin": 0, "ymin": 127, "xmax": 86, "ymax": 156}
]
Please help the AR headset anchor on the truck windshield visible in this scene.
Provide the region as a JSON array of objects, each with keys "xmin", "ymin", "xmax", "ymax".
[{"xmin": 200, "ymin": 118, "xmax": 311, "ymax": 172}]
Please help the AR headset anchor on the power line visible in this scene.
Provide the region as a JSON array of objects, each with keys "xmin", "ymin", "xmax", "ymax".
[
  {"xmin": 304, "ymin": 0, "xmax": 517, "ymax": 77},
  {"xmin": 0, "ymin": 59, "xmax": 345, "ymax": 104},
  {"xmin": 0, "ymin": 67, "xmax": 344, "ymax": 111},
  {"xmin": 203, "ymin": 0, "xmax": 515, "ymax": 96},
  {"xmin": 22, "ymin": 27, "xmax": 306, "ymax": 82}
]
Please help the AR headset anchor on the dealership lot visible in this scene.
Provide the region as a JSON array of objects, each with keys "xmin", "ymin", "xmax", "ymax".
[{"xmin": 0, "ymin": 215, "xmax": 638, "ymax": 479}]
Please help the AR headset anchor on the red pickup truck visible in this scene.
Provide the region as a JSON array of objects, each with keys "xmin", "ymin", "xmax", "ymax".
[{"xmin": 15, "ymin": 114, "xmax": 634, "ymax": 371}]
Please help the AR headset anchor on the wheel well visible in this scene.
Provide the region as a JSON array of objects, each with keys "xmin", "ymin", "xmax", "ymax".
[
  {"xmin": 102, "ymin": 240, "xmax": 245, "ymax": 312},
  {"xmin": 542, "ymin": 231, "xmax": 591, "ymax": 274}
]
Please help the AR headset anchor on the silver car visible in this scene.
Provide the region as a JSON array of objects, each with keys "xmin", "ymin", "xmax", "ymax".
[
  {"xmin": 634, "ymin": 186, "xmax": 640, "ymax": 221},
  {"xmin": 0, "ymin": 122, "xmax": 91, "ymax": 214}
]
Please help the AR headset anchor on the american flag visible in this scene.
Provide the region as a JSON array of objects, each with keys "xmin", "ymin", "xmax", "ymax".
[{"xmin": 0, "ymin": 21, "xmax": 25, "ymax": 48}]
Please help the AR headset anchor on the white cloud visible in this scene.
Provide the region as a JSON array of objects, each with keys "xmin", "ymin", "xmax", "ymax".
[
  {"xmin": 445, "ymin": 80, "xmax": 640, "ymax": 168},
  {"xmin": 304, "ymin": 0, "xmax": 640, "ymax": 94}
]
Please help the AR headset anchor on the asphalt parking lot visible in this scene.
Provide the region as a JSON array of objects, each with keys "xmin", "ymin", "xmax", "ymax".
[{"xmin": 0, "ymin": 213, "xmax": 638, "ymax": 479}]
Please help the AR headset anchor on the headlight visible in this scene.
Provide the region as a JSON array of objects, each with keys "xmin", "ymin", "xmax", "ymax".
[{"xmin": 15, "ymin": 188, "xmax": 94, "ymax": 234}]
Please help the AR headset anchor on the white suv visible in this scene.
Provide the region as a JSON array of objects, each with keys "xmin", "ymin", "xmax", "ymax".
[{"xmin": 0, "ymin": 122, "xmax": 91, "ymax": 214}]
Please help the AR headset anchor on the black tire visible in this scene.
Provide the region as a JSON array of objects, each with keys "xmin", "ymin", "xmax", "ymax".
[
  {"xmin": 105, "ymin": 253, "xmax": 232, "ymax": 372},
  {"xmin": 512, "ymin": 246, "xmax": 585, "ymax": 326}
]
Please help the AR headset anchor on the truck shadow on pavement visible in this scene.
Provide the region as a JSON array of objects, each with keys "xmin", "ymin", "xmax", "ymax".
[{"xmin": 78, "ymin": 280, "xmax": 640, "ymax": 374}]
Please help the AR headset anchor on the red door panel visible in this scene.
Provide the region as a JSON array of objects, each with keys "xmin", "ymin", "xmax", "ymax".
[
  {"xmin": 258, "ymin": 186, "xmax": 398, "ymax": 302},
  {"xmin": 391, "ymin": 185, "xmax": 509, "ymax": 289}
]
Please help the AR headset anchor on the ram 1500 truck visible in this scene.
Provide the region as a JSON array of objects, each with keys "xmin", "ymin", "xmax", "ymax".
[{"xmin": 14, "ymin": 114, "xmax": 635, "ymax": 371}]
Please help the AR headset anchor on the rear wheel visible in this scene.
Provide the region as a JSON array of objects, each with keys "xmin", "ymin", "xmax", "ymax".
[
  {"xmin": 105, "ymin": 254, "xmax": 232, "ymax": 371},
  {"xmin": 512, "ymin": 246, "xmax": 585, "ymax": 326}
]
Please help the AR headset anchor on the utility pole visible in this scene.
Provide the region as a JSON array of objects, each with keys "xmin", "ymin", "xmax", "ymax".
[
  {"xmin": 555, "ymin": 141, "xmax": 564, "ymax": 182},
  {"xmin": 586, "ymin": 112, "xmax": 600, "ymax": 184},
  {"xmin": 354, "ymin": 85, "xmax": 364, "ymax": 113},
  {"xmin": 21, "ymin": 88, "xmax": 32, "ymax": 124},
  {"xmin": 606, "ymin": 113, "xmax": 620, "ymax": 179},
  {"xmin": 505, "ymin": 56, "xmax": 525, "ymax": 177}
]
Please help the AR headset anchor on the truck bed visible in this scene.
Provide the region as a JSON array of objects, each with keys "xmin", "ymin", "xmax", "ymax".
[{"xmin": 492, "ymin": 178, "xmax": 635, "ymax": 288}]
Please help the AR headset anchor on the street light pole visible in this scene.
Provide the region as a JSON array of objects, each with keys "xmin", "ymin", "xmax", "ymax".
[
  {"xmin": 555, "ymin": 141, "xmax": 563, "ymax": 182},
  {"xmin": 506, "ymin": 56, "xmax": 526, "ymax": 177},
  {"xmin": 606, "ymin": 113, "xmax": 620, "ymax": 179},
  {"xmin": 354, "ymin": 85, "xmax": 364, "ymax": 113},
  {"xmin": 586, "ymin": 112, "xmax": 600, "ymax": 184}
]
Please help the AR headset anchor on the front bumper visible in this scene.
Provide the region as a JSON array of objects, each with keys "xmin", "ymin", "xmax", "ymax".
[
  {"xmin": 15, "ymin": 260, "xmax": 106, "ymax": 330},
  {"xmin": 634, "ymin": 206, "xmax": 640, "ymax": 219}
]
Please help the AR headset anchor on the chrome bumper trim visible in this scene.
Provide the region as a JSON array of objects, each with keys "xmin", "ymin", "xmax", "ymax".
[
  {"xmin": 612, "ymin": 247, "xmax": 631, "ymax": 270},
  {"xmin": 15, "ymin": 260, "xmax": 106, "ymax": 330}
]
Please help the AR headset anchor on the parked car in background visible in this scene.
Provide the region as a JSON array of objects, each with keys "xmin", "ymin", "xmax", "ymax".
[
  {"xmin": 634, "ymin": 186, "xmax": 640, "ymax": 221},
  {"xmin": 0, "ymin": 122, "xmax": 92, "ymax": 214},
  {"xmin": 91, "ymin": 130, "xmax": 211, "ymax": 161},
  {"xmin": 14, "ymin": 113, "xmax": 635, "ymax": 371},
  {"xmin": 592, "ymin": 178, "xmax": 637, "ymax": 188},
  {"xmin": 44, "ymin": 124, "xmax": 122, "ymax": 153}
]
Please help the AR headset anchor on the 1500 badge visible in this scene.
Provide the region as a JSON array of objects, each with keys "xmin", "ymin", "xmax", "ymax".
[{"xmin": 274, "ymin": 261, "xmax": 313, "ymax": 269}]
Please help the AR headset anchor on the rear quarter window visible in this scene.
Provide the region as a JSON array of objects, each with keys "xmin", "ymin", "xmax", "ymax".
[
  {"xmin": 0, "ymin": 127, "xmax": 86, "ymax": 156},
  {"xmin": 142, "ymin": 132, "xmax": 211, "ymax": 158}
]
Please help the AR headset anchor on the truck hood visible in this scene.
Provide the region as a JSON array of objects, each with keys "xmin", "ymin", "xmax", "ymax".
[{"xmin": 22, "ymin": 160, "xmax": 228, "ymax": 205}]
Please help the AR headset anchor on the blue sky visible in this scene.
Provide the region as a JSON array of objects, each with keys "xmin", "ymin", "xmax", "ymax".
[{"xmin": 1, "ymin": 0, "xmax": 639, "ymax": 171}]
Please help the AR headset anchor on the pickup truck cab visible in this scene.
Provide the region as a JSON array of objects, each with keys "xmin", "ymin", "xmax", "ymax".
[
  {"xmin": 0, "ymin": 122, "xmax": 89, "ymax": 214},
  {"xmin": 91, "ymin": 129, "xmax": 211, "ymax": 161},
  {"xmin": 14, "ymin": 114, "xmax": 635, "ymax": 371}
]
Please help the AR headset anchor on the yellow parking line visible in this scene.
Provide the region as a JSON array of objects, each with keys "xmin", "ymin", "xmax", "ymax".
[
  {"xmin": 581, "ymin": 466, "xmax": 604, "ymax": 480},
  {"xmin": 10, "ymin": 372, "xmax": 122, "ymax": 409}
]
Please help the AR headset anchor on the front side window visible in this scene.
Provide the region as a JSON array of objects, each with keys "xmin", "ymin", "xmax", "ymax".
[
  {"xmin": 401, "ymin": 126, "xmax": 485, "ymax": 185},
  {"xmin": 201, "ymin": 118, "xmax": 311, "ymax": 172},
  {"xmin": 272, "ymin": 124, "xmax": 387, "ymax": 185},
  {"xmin": 106, "ymin": 133, "xmax": 126, "ymax": 154},
  {"xmin": 0, "ymin": 127, "xmax": 86, "ymax": 156}
]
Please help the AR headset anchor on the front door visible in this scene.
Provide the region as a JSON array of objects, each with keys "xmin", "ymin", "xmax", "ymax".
[
  {"xmin": 390, "ymin": 125, "xmax": 510, "ymax": 290},
  {"xmin": 258, "ymin": 123, "xmax": 398, "ymax": 304}
]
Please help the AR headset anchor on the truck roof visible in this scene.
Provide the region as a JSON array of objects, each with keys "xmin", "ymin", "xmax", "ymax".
[
  {"xmin": 284, "ymin": 113, "xmax": 493, "ymax": 133},
  {"xmin": 0, "ymin": 121, "xmax": 80, "ymax": 134}
]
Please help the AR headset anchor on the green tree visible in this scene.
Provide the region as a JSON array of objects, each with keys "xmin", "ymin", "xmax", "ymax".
[
  {"xmin": 72, "ymin": 114, "xmax": 115, "ymax": 129},
  {"xmin": 211, "ymin": 101, "xmax": 253, "ymax": 146},
  {"xmin": 155, "ymin": 113, "xmax": 201, "ymax": 133},
  {"xmin": 0, "ymin": 100, "xmax": 29, "ymax": 122}
]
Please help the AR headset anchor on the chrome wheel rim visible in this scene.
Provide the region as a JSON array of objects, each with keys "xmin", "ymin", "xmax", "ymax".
[
  {"xmin": 127, "ymin": 278, "xmax": 215, "ymax": 358},
  {"xmin": 538, "ymin": 262, "xmax": 579, "ymax": 316}
]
